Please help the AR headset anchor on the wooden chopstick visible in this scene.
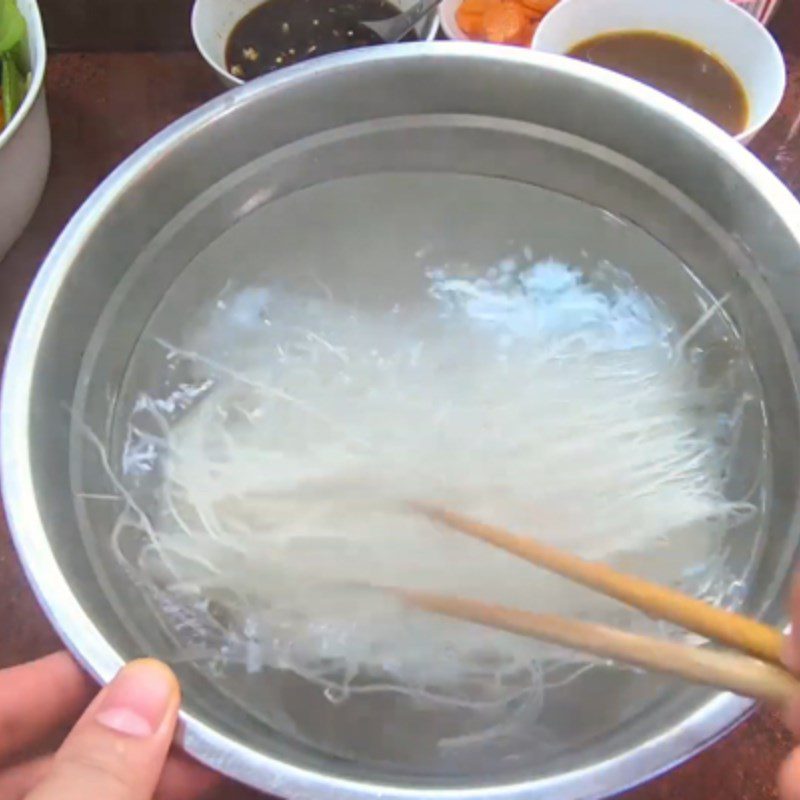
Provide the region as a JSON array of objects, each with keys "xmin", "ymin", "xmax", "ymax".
[
  {"xmin": 399, "ymin": 588, "xmax": 799, "ymax": 704},
  {"xmin": 416, "ymin": 504, "xmax": 785, "ymax": 665}
]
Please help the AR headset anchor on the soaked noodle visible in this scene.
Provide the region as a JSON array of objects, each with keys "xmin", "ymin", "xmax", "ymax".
[{"xmin": 92, "ymin": 260, "xmax": 760, "ymax": 735}]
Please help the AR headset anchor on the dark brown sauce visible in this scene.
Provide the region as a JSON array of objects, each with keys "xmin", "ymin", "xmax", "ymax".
[
  {"xmin": 567, "ymin": 31, "xmax": 749, "ymax": 135},
  {"xmin": 226, "ymin": 0, "xmax": 417, "ymax": 80}
]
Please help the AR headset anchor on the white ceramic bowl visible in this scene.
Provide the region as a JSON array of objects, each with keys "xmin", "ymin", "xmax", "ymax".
[
  {"xmin": 192, "ymin": 0, "xmax": 440, "ymax": 87},
  {"xmin": 0, "ymin": 0, "xmax": 49, "ymax": 259},
  {"xmin": 532, "ymin": 0, "xmax": 785, "ymax": 143},
  {"xmin": 438, "ymin": 0, "xmax": 470, "ymax": 42}
]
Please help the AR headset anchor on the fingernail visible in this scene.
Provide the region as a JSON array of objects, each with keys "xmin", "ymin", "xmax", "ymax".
[{"xmin": 94, "ymin": 659, "xmax": 179, "ymax": 738}]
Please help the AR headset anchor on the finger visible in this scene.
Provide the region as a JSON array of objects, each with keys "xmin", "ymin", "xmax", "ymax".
[
  {"xmin": 154, "ymin": 751, "xmax": 223, "ymax": 800},
  {"xmin": 787, "ymin": 693, "xmax": 800, "ymax": 737},
  {"xmin": 784, "ymin": 576, "xmax": 800, "ymax": 673},
  {"xmin": 0, "ymin": 757, "xmax": 50, "ymax": 800},
  {"xmin": 780, "ymin": 749, "xmax": 800, "ymax": 800},
  {"xmin": 1, "ymin": 751, "xmax": 221, "ymax": 800},
  {"xmin": 24, "ymin": 659, "xmax": 180, "ymax": 800},
  {"xmin": 0, "ymin": 652, "xmax": 95, "ymax": 762}
]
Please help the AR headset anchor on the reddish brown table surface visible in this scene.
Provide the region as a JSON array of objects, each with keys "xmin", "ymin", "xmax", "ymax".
[{"xmin": 3, "ymin": 3, "xmax": 800, "ymax": 796}]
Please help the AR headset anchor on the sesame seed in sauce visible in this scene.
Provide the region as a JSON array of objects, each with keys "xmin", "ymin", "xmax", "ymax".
[{"xmin": 226, "ymin": 0, "xmax": 418, "ymax": 80}]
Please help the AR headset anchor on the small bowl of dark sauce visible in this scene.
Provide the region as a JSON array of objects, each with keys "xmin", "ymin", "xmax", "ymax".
[
  {"xmin": 192, "ymin": 0, "xmax": 439, "ymax": 86},
  {"xmin": 532, "ymin": 0, "xmax": 785, "ymax": 142}
]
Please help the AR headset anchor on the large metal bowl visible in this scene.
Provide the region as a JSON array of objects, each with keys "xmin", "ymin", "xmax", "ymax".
[{"xmin": 4, "ymin": 43, "xmax": 800, "ymax": 800}]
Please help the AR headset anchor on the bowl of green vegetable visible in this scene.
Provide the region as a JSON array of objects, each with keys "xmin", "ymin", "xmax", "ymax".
[{"xmin": 0, "ymin": 0, "xmax": 48, "ymax": 259}]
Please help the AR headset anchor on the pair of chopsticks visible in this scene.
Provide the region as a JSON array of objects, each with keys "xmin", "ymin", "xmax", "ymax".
[{"xmin": 395, "ymin": 504, "xmax": 798, "ymax": 704}]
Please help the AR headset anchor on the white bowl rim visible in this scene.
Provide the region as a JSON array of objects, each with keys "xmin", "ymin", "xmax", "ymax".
[
  {"xmin": 190, "ymin": 0, "xmax": 240, "ymax": 85},
  {"xmin": 530, "ymin": 0, "xmax": 786, "ymax": 142},
  {"xmin": 0, "ymin": 0, "xmax": 46, "ymax": 149},
  {"xmin": 191, "ymin": 0, "xmax": 440, "ymax": 86},
  {"xmin": 437, "ymin": 0, "xmax": 469, "ymax": 43}
]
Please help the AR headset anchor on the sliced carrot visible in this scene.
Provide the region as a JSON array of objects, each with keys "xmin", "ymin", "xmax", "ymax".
[
  {"xmin": 456, "ymin": 9, "xmax": 482, "ymax": 34},
  {"xmin": 458, "ymin": 0, "xmax": 490, "ymax": 16},
  {"xmin": 513, "ymin": 19, "xmax": 536, "ymax": 46},
  {"xmin": 482, "ymin": 1, "xmax": 526, "ymax": 44},
  {"xmin": 456, "ymin": 0, "xmax": 490, "ymax": 37},
  {"xmin": 518, "ymin": 0, "xmax": 559, "ymax": 15},
  {"xmin": 457, "ymin": 9, "xmax": 485, "ymax": 36},
  {"xmin": 519, "ymin": 7, "xmax": 540, "ymax": 22},
  {"xmin": 457, "ymin": 0, "xmax": 542, "ymax": 45}
]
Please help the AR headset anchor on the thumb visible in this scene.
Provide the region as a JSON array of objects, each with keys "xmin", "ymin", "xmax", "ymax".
[{"xmin": 26, "ymin": 659, "xmax": 181, "ymax": 800}]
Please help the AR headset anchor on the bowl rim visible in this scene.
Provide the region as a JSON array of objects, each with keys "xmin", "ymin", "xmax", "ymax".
[
  {"xmin": 190, "ymin": 0, "xmax": 441, "ymax": 86},
  {"xmin": 4, "ymin": 41, "xmax": 800, "ymax": 800},
  {"xmin": 0, "ymin": 0, "xmax": 47, "ymax": 149},
  {"xmin": 437, "ymin": 0, "xmax": 469, "ymax": 42},
  {"xmin": 190, "ymin": 0, "xmax": 239, "ymax": 85}
]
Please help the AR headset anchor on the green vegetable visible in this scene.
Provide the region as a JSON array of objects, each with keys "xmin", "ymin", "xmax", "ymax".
[
  {"xmin": 0, "ymin": 0, "xmax": 27, "ymax": 128},
  {"xmin": 2, "ymin": 52, "xmax": 23, "ymax": 123},
  {"xmin": 0, "ymin": 0, "xmax": 24, "ymax": 54}
]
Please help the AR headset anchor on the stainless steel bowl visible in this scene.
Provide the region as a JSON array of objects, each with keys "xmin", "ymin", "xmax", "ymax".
[{"xmin": 5, "ymin": 43, "xmax": 800, "ymax": 800}]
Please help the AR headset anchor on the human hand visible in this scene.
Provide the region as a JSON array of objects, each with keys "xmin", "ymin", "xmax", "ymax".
[
  {"xmin": 0, "ymin": 652, "xmax": 221, "ymax": 800},
  {"xmin": 781, "ymin": 578, "xmax": 800, "ymax": 800}
]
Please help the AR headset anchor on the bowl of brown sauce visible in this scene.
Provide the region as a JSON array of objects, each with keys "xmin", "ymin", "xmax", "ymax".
[
  {"xmin": 192, "ymin": 0, "xmax": 439, "ymax": 85},
  {"xmin": 532, "ymin": 0, "xmax": 785, "ymax": 142}
]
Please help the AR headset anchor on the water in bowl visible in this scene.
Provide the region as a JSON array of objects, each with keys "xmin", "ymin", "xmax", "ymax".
[{"xmin": 73, "ymin": 171, "xmax": 768, "ymax": 777}]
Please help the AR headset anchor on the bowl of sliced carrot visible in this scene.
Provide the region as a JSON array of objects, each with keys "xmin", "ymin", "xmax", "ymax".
[{"xmin": 440, "ymin": 0, "xmax": 558, "ymax": 45}]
